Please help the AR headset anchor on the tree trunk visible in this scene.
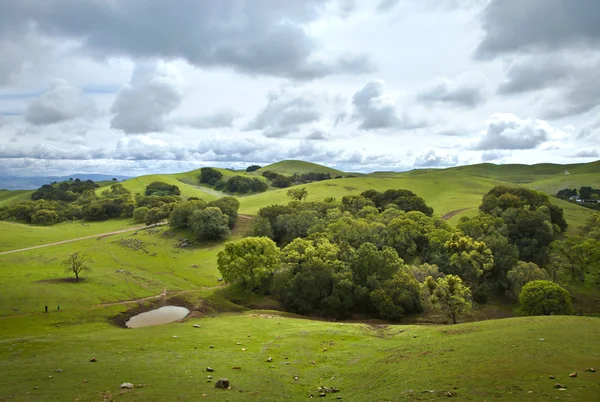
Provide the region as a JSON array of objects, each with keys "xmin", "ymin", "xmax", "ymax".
[
  {"xmin": 580, "ymin": 266, "xmax": 585, "ymax": 282},
  {"xmin": 451, "ymin": 311, "xmax": 457, "ymax": 324},
  {"xmin": 75, "ymin": 271, "xmax": 79, "ymax": 282}
]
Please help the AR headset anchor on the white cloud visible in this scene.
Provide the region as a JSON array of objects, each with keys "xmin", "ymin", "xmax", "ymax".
[
  {"xmin": 417, "ymin": 72, "xmax": 489, "ymax": 108},
  {"xmin": 473, "ymin": 113, "xmax": 566, "ymax": 150},
  {"xmin": 25, "ymin": 79, "xmax": 96, "ymax": 125},
  {"xmin": 110, "ymin": 62, "xmax": 183, "ymax": 134}
]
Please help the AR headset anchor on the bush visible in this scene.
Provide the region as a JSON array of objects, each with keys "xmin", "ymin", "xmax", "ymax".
[
  {"xmin": 132, "ymin": 207, "xmax": 149, "ymax": 222},
  {"xmin": 199, "ymin": 167, "xmax": 223, "ymax": 185},
  {"xmin": 144, "ymin": 182, "xmax": 180, "ymax": 196},
  {"xmin": 189, "ymin": 207, "xmax": 230, "ymax": 240},
  {"xmin": 519, "ymin": 280, "xmax": 573, "ymax": 316},
  {"xmin": 31, "ymin": 209, "xmax": 59, "ymax": 225},
  {"xmin": 246, "ymin": 165, "xmax": 262, "ymax": 172}
]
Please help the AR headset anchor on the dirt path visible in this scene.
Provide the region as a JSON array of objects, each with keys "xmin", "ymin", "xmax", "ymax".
[
  {"xmin": 441, "ymin": 207, "xmax": 473, "ymax": 221},
  {"xmin": 0, "ymin": 223, "xmax": 166, "ymax": 256}
]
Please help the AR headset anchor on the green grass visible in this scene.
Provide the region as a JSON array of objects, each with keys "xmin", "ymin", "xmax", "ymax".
[
  {"xmin": 0, "ymin": 189, "xmax": 34, "ymax": 206},
  {"xmin": 0, "ymin": 311, "xmax": 598, "ymax": 401},
  {"xmin": 0, "ymin": 219, "xmax": 145, "ymax": 252},
  {"xmin": 0, "ymin": 226, "xmax": 225, "ymax": 316},
  {"xmin": 257, "ymin": 160, "xmax": 347, "ymax": 177}
]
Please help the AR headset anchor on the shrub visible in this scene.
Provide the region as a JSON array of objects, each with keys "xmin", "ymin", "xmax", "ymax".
[
  {"xmin": 519, "ymin": 280, "xmax": 573, "ymax": 316},
  {"xmin": 132, "ymin": 207, "xmax": 149, "ymax": 222}
]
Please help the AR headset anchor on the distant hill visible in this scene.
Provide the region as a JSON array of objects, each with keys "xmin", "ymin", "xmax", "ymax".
[
  {"xmin": 0, "ymin": 174, "xmax": 131, "ymax": 190},
  {"xmin": 257, "ymin": 160, "xmax": 347, "ymax": 177}
]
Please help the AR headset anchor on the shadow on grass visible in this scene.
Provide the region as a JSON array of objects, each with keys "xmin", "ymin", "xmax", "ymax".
[{"xmin": 37, "ymin": 277, "xmax": 88, "ymax": 284}]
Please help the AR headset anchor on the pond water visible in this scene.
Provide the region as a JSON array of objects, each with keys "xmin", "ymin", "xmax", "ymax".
[{"xmin": 125, "ymin": 306, "xmax": 190, "ymax": 328}]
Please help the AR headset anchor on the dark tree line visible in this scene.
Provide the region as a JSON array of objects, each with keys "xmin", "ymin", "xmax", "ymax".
[{"xmin": 290, "ymin": 172, "xmax": 331, "ymax": 183}]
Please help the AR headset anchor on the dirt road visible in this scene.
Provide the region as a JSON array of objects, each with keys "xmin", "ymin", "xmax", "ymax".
[{"xmin": 441, "ymin": 207, "xmax": 473, "ymax": 221}]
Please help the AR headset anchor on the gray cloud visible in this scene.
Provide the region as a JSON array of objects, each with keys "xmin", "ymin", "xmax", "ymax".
[
  {"xmin": 174, "ymin": 110, "xmax": 238, "ymax": 130},
  {"xmin": 414, "ymin": 149, "xmax": 459, "ymax": 168},
  {"xmin": 417, "ymin": 73, "xmax": 488, "ymax": 108},
  {"xmin": 571, "ymin": 148, "xmax": 599, "ymax": 158},
  {"xmin": 578, "ymin": 118, "xmax": 600, "ymax": 140},
  {"xmin": 476, "ymin": 0, "xmax": 600, "ymax": 59},
  {"xmin": 497, "ymin": 56, "xmax": 573, "ymax": 94},
  {"xmin": 244, "ymin": 87, "xmax": 321, "ymax": 138},
  {"xmin": 111, "ymin": 62, "xmax": 183, "ymax": 134},
  {"xmin": 352, "ymin": 79, "xmax": 424, "ymax": 130},
  {"xmin": 474, "ymin": 113, "xmax": 564, "ymax": 150},
  {"xmin": 481, "ymin": 150, "xmax": 506, "ymax": 162},
  {"xmin": 306, "ymin": 129, "xmax": 328, "ymax": 141},
  {"xmin": 25, "ymin": 79, "xmax": 96, "ymax": 125},
  {"xmin": 0, "ymin": 0, "xmax": 370, "ymax": 80}
]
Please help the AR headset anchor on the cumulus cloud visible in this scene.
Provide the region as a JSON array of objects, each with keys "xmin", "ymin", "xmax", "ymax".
[
  {"xmin": 0, "ymin": 0, "xmax": 370, "ymax": 80},
  {"xmin": 414, "ymin": 149, "xmax": 459, "ymax": 168},
  {"xmin": 174, "ymin": 110, "xmax": 238, "ymax": 130},
  {"xmin": 351, "ymin": 79, "xmax": 424, "ymax": 130},
  {"xmin": 481, "ymin": 150, "xmax": 506, "ymax": 162},
  {"xmin": 245, "ymin": 87, "xmax": 321, "ymax": 138},
  {"xmin": 417, "ymin": 72, "xmax": 489, "ymax": 108},
  {"xmin": 111, "ymin": 62, "xmax": 183, "ymax": 134},
  {"xmin": 24, "ymin": 79, "xmax": 96, "ymax": 125},
  {"xmin": 475, "ymin": 0, "xmax": 600, "ymax": 59},
  {"xmin": 571, "ymin": 148, "xmax": 599, "ymax": 158},
  {"xmin": 474, "ymin": 113, "xmax": 566, "ymax": 150}
]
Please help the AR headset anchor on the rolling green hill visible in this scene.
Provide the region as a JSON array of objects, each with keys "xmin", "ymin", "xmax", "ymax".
[{"xmin": 257, "ymin": 160, "xmax": 347, "ymax": 177}]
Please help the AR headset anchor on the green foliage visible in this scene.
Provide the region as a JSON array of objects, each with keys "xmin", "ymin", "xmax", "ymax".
[
  {"xmin": 144, "ymin": 206, "xmax": 170, "ymax": 226},
  {"xmin": 62, "ymin": 251, "xmax": 91, "ymax": 282},
  {"xmin": 551, "ymin": 236, "xmax": 600, "ymax": 282},
  {"xmin": 217, "ymin": 237, "xmax": 281, "ymax": 291},
  {"xmin": 199, "ymin": 167, "xmax": 223, "ymax": 185},
  {"xmin": 102, "ymin": 184, "xmax": 131, "ymax": 199},
  {"xmin": 144, "ymin": 181, "xmax": 181, "ymax": 196},
  {"xmin": 31, "ymin": 209, "xmax": 59, "ymax": 225},
  {"xmin": 208, "ymin": 197, "xmax": 239, "ymax": 229},
  {"xmin": 290, "ymin": 172, "xmax": 331, "ymax": 183},
  {"xmin": 189, "ymin": 207, "xmax": 230, "ymax": 241},
  {"xmin": 216, "ymin": 176, "xmax": 268, "ymax": 194},
  {"xmin": 246, "ymin": 165, "xmax": 262, "ymax": 172},
  {"xmin": 556, "ymin": 188, "xmax": 577, "ymax": 199},
  {"xmin": 444, "ymin": 233, "xmax": 494, "ymax": 284},
  {"xmin": 132, "ymin": 206, "xmax": 149, "ymax": 222},
  {"xmin": 31, "ymin": 180, "xmax": 99, "ymax": 201},
  {"xmin": 423, "ymin": 274, "xmax": 472, "ymax": 324},
  {"xmin": 507, "ymin": 261, "xmax": 549, "ymax": 298},
  {"xmin": 361, "ymin": 189, "xmax": 434, "ymax": 216},
  {"xmin": 262, "ymin": 171, "xmax": 293, "ymax": 188},
  {"xmin": 519, "ymin": 280, "xmax": 573, "ymax": 316},
  {"xmin": 249, "ymin": 216, "xmax": 273, "ymax": 238},
  {"xmin": 169, "ymin": 200, "xmax": 206, "ymax": 229},
  {"xmin": 286, "ymin": 187, "xmax": 308, "ymax": 201}
]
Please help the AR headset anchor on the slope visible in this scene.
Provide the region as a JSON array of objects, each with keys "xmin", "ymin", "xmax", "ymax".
[{"xmin": 257, "ymin": 160, "xmax": 347, "ymax": 177}]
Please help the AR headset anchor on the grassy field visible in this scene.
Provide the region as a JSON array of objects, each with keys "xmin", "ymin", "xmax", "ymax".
[
  {"xmin": 2, "ymin": 159, "xmax": 600, "ymax": 401},
  {"xmin": 0, "ymin": 310, "xmax": 598, "ymax": 401},
  {"xmin": 258, "ymin": 160, "xmax": 347, "ymax": 176}
]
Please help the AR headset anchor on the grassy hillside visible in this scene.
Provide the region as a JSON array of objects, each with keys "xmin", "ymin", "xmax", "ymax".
[
  {"xmin": 238, "ymin": 170, "xmax": 594, "ymax": 232},
  {"xmin": 0, "ymin": 308, "xmax": 598, "ymax": 401},
  {"xmin": 258, "ymin": 160, "xmax": 346, "ymax": 177},
  {"xmin": 0, "ymin": 189, "xmax": 34, "ymax": 206},
  {"xmin": 108, "ymin": 174, "xmax": 222, "ymax": 201}
]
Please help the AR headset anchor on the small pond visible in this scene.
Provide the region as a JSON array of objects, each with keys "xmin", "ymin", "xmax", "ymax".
[{"xmin": 126, "ymin": 306, "xmax": 190, "ymax": 328}]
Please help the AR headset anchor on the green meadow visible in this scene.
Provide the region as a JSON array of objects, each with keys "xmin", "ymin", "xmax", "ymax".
[{"xmin": 1, "ymin": 160, "xmax": 599, "ymax": 401}]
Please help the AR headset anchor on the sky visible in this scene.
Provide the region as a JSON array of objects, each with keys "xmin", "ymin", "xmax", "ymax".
[{"xmin": 0, "ymin": 0, "xmax": 598, "ymax": 177}]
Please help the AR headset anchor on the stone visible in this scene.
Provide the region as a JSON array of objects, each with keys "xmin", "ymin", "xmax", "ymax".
[
  {"xmin": 585, "ymin": 368, "xmax": 596, "ymax": 372},
  {"xmin": 237, "ymin": 342, "xmax": 241, "ymax": 345},
  {"xmin": 172, "ymin": 335, "xmax": 179, "ymax": 338},
  {"xmin": 266, "ymin": 357, "xmax": 273, "ymax": 362},
  {"xmin": 294, "ymin": 375, "xmax": 300, "ymax": 381},
  {"xmin": 241, "ymin": 348, "xmax": 246, "ymax": 351},
  {"xmin": 569, "ymin": 372, "xmax": 577, "ymax": 378},
  {"xmin": 47, "ymin": 376, "xmax": 53, "ymax": 379},
  {"xmin": 232, "ymin": 366, "xmax": 242, "ymax": 370},
  {"xmin": 207, "ymin": 375, "xmax": 212, "ymax": 379},
  {"xmin": 215, "ymin": 378, "xmax": 230, "ymax": 389},
  {"xmin": 247, "ymin": 334, "xmax": 251, "ymax": 337},
  {"xmin": 193, "ymin": 324, "xmax": 200, "ymax": 328},
  {"xmin": 549, "ymin": 375, "xmax": 555, "ymax": 379},
  {"xmin": 90, "ymin": 358, "xmax": 97, "ymax": 362},
  {"xmin": 554, "ymin": 383, "xmax": 566, "ymax": 389},
  {"xmin": 120, "ymin": 383, "xmax": 134, "ymax": 389},
  {"xmin": 209, "ymin": 345, "xmax": 215, "ymax": 349},
  {"xmin": 446, "ymin": 391, "xmax": 455, "ymax": 397},
  {"xmin": 323, "ymin": 348, "xmax": 328, "ymax": 352},
  {"xmin": 54, "ymin": 369, "xmax": 64, "ymax": 372},
  {"xmin": 206, "ymin": 367, "xmax": 215, "ymax": 372},
  {"xmin": 538, "ymin": 338, "xmax": 545, "ymax": 341}
]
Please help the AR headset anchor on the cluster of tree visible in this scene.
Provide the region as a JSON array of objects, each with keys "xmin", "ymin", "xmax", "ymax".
[
  {"xmin": 557, "ymin": 186, "xmax": 600, "ymax": 211},
  {"xmin": 199, "ymin": 167, "xmax": 223, "ymax": 185},
  {"xmin": 217, "ymin": 185, "xmax": 581, "ymax": 322},
  {"xmin": 261, "ymin": 171, "xmax": 292, "ymax": 188},
  {"xmin": 144, "ymin": 181, "xmax": 181, "ymax": 196},
  {"xmin": 215, "ymin": 176, "xmax": 268, "ymax": 194},
  {"xmin": 290, "ymin": 172, "xmax": 331, "ymax": 183},
  {"xmin": 557, "ymin": 186, "xmax": 600, "ymax": 200},
  {"xmin": 168, "ymin": 197, "xmax": 240, "ymax": 240},
  {"xmin": 0, "ymin": 183, "xmax": 136, "ymax": 225},
  {"xmin": 361, "ymin": 189, "xmax": 434, "ymax": 216},
  {"xmin": 31, "ymin": 179, "xmax": 99, "ymax": 201},
  {"xmin": 246, "ymin": 165, "xmax": 262, "ymax": 172}
]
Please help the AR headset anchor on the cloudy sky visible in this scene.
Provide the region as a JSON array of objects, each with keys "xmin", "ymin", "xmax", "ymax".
[{"xmin": 0, "ymin": 0, "xmax": 598, "ymax": 176}]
